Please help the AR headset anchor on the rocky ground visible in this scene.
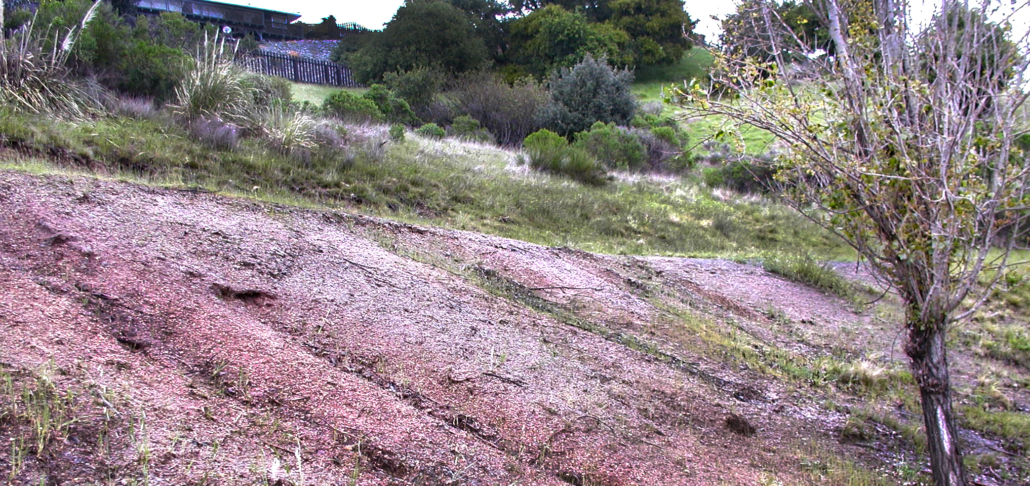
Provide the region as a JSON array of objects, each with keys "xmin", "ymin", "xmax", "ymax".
[{"xmin": 0, "ymin": 170, "xmax": 1026, "ymax": 485}]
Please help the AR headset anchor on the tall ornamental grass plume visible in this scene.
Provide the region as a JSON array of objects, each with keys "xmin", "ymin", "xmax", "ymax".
[
  {"xmin": 171, "ymin": 31, "xmax": 250, "ymax": 121},
  {"xmin": 0, "ymin": 0, "xmax": 103, "ymax": 117},
  {"xmin": 258, "ymin": 102, "xmax": 317, "ymax": 161}
]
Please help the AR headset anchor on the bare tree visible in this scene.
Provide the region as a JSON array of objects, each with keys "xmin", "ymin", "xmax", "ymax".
[{"xmin": 679, "ymin": 1, "xmax": 1030, "ymax": 485}]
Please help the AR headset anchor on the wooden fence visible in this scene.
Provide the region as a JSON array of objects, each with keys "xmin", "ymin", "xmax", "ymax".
[{"xmin": 237, "ymin": 51, "xmax": 361, "ymax": 87}]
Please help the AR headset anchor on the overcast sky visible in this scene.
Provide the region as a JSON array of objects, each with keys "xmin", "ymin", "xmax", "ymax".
[{"xmin": 232, "ymin": 1, "xmax": 1027, "ymax": 46}]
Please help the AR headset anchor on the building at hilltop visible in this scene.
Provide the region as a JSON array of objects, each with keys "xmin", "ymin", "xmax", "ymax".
[{"xmin": 135, "ymin": 0, "xmax": 302, "ymax": 40}]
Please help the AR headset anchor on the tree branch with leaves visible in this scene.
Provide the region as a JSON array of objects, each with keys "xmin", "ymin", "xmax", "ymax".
[{"xmin": 679, "ymin": 1, "xmax": 1029, "ymax": 485}]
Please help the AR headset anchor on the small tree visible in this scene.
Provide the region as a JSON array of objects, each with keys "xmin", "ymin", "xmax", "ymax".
[
  {"xmin": 681, "ymin": 1, "xmax": 1029, "ymax": 485},
  {"xmin": 546, "ymin": 54, "xmax": 636, "ymax": 136},
  {"xmin": 350, "ymin": 0, "xmax": 488, "ymax": 83},
  {"xmin": 506, "ymin": 5, "xmax": 630, "ymax": 77}
]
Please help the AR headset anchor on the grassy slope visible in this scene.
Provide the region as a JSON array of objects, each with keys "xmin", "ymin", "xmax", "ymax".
[
  {"xmin": 0, "ymin": 108, "xmax": 845, "ymax": 259},
  {"xmin": 632, "ymin": 48, "xmax": 777, "ymax": 154},
  {"xmin": 290, "ymin": 83, "xmax": 367, "ymax": 107}
]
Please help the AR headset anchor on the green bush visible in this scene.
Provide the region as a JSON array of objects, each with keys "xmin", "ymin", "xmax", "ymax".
[
  {"xmin": 323, "ymin": 90, "xmax": 384, "ymax": 123},
  {"xmin": 389, "ymin": 124, "xmax": 406, "ymax": 141},
  {"xmin": 546, "ymin": 55, "xmax": 636, "ymax": 136},
  {"xmin": 702, "ymin": 158, "xmax": 777, "ymax": 193},
  {"xmin": 349, "ymin": 1, "xmax": 488, "ymax": 83},
  {"xmin": 362, "ymin": 84, "xmax": 417, "ymax": 125},
  {"xmin": 382, "ymin": 67, "xmax": 444, "ymax": 113},
  {"xmin": 700, "ymin": 143, "xmax": 778, "ymax": 192},
  {"xmin": 523, "ymin": 129, "xmax": 607, "ymax": 185},
  {"xmin": 573, "ymin": 122, "xmax": 647, "ymax": 170},
  {"xmin": 450, "ymin": 72, "xmax": 551, "ymax": 146},
  {"xmin": 243, "ymin": 74, "xmax": 292, "ymax": 107},
  {"xmin": 415, "ymin": 122, "xmax": 446, "ymax": 139},
  {"xmin": 638, "ymin": 128, "xmax": 692, "ymax": 172},
  {"xmin": 119, "ymin": 40, "xmax": 190, "ymax": 102},
  {"xmin": 448, "ymin": 115, "xmax": 495, "ymax": 144}
]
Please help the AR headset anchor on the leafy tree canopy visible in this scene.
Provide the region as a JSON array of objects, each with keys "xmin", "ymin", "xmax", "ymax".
[
  {"xmin": 608, "ymin": 0, "xmax": 693, "ymax": 66},
  {"xmin": 507, "ymin": 5, "xmax": 630, "ymax": 77},
  {"xmin": 509, "ymin": 0, "xmax": 693, "ymax": 67},
  {"xmin": 443, "ymin": 0, "xmax": 511, "ymax": 61},
  {"xmin": 350, "ymin": 0, "xmax": 489, "ymax": 83}
]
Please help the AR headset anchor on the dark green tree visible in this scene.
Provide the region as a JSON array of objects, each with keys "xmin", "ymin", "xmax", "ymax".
[
  {"xmin": 444, "ymin": 0, "xmax": 510, "ymax": 60},
  {"xmin": 109, "ymin": 0, "xmax": 140, "ymax": 16},
  {"xmin": 510, "ymin": 0, "xmax": 611, "ymax": 21},
  {"xmin": 608, "ymin": 0, "xmax": 692, "ymax": 66},
  {"xmin": 507, "ymin": 5, "xmax": 630, "ymax": 77},
  {"xmin": 349, "ymin": 0, "xmax": 489, "ymax": 83}
]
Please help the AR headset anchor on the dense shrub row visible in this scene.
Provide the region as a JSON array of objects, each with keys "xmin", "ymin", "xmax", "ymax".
[{"xmin": 315, "ymin": 54, "xmax": 696, "ymax": 185}]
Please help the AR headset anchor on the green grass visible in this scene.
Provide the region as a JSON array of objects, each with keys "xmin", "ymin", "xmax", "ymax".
[
  {"xmin": 682, "ymin": 113, "xmax": 778, "ymax": 155},
  {"xmin": 632, "ymin": 48, "xmax": 715, "ymax": 103},
  {"xmin": 763, "ymin": 253, "xmax": 856, "ymax": 301},
  {"xmin": 290, "ymin": 82, "xmax": 367, "ymax": 107}
]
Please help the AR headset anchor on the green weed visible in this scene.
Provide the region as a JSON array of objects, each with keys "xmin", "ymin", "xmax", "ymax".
[{"xmin": 763, "ymin": 253, "xmax": 855, "ymax": 302}]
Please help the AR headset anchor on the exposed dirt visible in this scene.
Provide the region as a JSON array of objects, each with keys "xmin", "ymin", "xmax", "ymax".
[{"xmin": 0, "ymin": 170, "xmax": 1025, "ymax": 485}]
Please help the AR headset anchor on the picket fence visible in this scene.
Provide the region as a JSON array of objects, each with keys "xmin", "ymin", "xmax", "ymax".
[{"xmin": 237, "ymin": 51, "xmax": 361, "ymax": 87}]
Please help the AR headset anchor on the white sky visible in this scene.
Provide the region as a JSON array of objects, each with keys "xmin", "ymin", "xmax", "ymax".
[{"xmin": 229, "ymin": 1, "xmax": 1027, "ymax": 45}]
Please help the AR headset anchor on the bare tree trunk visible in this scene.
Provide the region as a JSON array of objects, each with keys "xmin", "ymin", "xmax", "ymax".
[{"xmin": 905, "ymin": 317, "xmax": 968, "ymax": 486}]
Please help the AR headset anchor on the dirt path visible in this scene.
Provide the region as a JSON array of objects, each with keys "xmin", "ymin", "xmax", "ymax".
[{"xmin": 0, "ymin": 170, "xmax": 1013, "ymax": 485}]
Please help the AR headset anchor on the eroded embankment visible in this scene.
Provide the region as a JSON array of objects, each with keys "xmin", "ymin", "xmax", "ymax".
[{"xmin": 0, "ymin": 171, "xmax": 878, "ymax": 485}]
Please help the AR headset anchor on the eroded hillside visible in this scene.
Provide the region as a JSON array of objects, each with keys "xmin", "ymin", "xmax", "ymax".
[{"xmin": 1, "ymin": 170, "xmax": 1026, "ymax": 485}]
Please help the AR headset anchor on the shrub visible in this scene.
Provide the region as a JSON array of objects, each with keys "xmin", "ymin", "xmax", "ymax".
[
  {"xmin": 118, "ymin": 40, "xmax": 190, "ymax": 102},
  {"xmin": 363, "ymin": 84, "xmax": 417, "ymax": 124},
  {"xmin": 382, "ymin": 67, "xmax": 444, "ymax": 113},
  {"xmin": 415, "ymin": 123, "xmax": 446, "ymax": 139},
  {"xmin": 448, "ymin": 115, "xmax": 494, "ymax": 144},
  {"xmin": 171, "ymin": 33, "xmax": 250, "ymax": 121},
  {"xmin": 546, "ymin": 54, "xmax": 636, "ymax": 136},
  {"xmin": 450, "ymin": 72, "xmax": 551, "ymax": 146},
  {"xmin": 389, "ymin": 124, "xmax": 405, "ymax": 141},
  {"xmin": 137, "ymin": 11, "xmax": 208, "ymax": 52},
  {"xmin": 188, "ymin": 116, "xmax": 239, "ymax": 150},
  {"xmin": 573, "ymin": 122, "xmax": 647, "ymax": 171},
  {"xmin": 311, "ymin": 122, "xmax": 350, "ymax": 163},
  {"xmin": 523, "ymin": 129, "xmax": 607, "ymax": 185},
  {"xmin": 702, "ymin": 154, "xmax": 778, "ymax": 193},
  {"xmin": 323, "ymin": 90, "xmax": 384, "ymax": 123},
  {"xmin": 259, "ymin": 103, "xmax": 317, "ymax": 162},
  {"xmin": 243, "ymin": 73, "xmax": 292, "ymax": 107}
]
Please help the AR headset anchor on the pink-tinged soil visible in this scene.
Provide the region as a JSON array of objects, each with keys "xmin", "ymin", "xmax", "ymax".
[{"xmin": 0, "ymin": 170, "xmax": 1020, "ymax": 485}]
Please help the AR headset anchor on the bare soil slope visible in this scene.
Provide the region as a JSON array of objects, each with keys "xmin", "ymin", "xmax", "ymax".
[{"xmin": 0, "ymin": 171, "xmax": 933, "ymax": 484}]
